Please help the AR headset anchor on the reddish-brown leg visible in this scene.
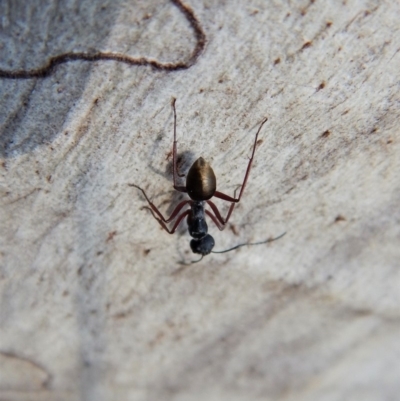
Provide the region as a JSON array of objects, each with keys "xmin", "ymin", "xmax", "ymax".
[
  {"xmin": 213, "ymin": 117, "xmax": 268, "ymax": 203},
  {"xmin": 171, "ymin": 98, "xmax": 187, "ymax": 193},
  {"xmin": 206, "ymin": 200, "xmax": 234, "ymax": 228},
  {"xmin": 148, "ymin": 209, "xmax": 190, "ymax": 234},
  {"xmin": 205, "ymin": 210, "xmax": 225, "ymax": 231},
  {"xmin": 206, "ymin": 185, "xmax": 241, "ymax": 227},
  {"xmin": 130, "ymin": 183, "xmax": 191, "ymax": 223}
]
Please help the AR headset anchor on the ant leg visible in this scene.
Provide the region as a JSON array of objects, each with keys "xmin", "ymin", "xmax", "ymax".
[
  {"xmin": 214, "ymin": 117, "xmax": 268, "ymax": 203},
  {"xmin": 205, "ymin": 209, "xmax": 226, "ymax": 231},
  {"xmin": 206, "ymin": 200, "xmax": 235, "ymax": 227},
  {"xmin": 129, "ymin": 183, "xmax": 191, "ymax": 223},
  {"xmin": 206, "ymin": 185, "xmax": 240, "ymax": 226},
  {"xmin": 171, "ymin": 98, "xmax": 187, "ymax": 193},
  {"xmin": 150, "ymin": 209, "xmax": 190, "ymax": 234}
]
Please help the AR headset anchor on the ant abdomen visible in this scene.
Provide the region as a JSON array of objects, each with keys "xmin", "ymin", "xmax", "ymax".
[{"xmin": 190, "ymin": 235, "xmax": 215, "ymax": 255}]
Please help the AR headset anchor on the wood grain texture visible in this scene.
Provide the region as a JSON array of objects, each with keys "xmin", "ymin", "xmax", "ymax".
[{"xmin": 1, "ymin": 0, "xmax": 399, "ymax": 400}]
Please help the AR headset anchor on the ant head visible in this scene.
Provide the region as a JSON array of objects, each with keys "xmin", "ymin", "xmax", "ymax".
[{"xmin": 190, "ymin": 234, "xmax": 215, "ymax": 255}]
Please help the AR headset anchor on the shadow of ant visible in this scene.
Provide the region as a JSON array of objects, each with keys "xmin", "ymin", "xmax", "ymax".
[{"xmin": 143, "ymin": 148, "xmax": 195, "ymax": 236}]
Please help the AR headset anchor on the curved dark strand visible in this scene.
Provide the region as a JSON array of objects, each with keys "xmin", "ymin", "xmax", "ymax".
[
  {"xmin": 212, "ymin": 232, "xmax": 286, "ymax": 254},
  {"xmin": 0, "ymin": 0, "xmax": 206, "ymax": 79},
  {"xmin": 170, "ymin": 0, "xmax": 206, "ymax": 64}
]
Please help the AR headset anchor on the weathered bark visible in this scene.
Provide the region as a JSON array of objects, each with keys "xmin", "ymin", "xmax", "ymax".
[{"xmin": 1, "ymin": 0, "xmax": 399, "ymax": 400}]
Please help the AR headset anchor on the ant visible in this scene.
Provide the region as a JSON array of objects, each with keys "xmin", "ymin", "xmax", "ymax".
[{"xmin": 130, "ymin": 98, "xmax": 285, "ymax": 263}]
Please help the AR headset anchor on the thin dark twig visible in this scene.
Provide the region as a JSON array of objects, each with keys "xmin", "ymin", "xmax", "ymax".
[{"xmin": 0, "ymin": 0, "xmax": 206, "ymax": 79}]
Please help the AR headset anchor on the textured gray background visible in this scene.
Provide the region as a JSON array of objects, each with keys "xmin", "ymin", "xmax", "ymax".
[{"xmin": 1, "ymin": 0, "xmax": 399, "ymax": 400}]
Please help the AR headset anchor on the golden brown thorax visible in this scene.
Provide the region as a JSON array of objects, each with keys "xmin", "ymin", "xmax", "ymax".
[{"xmin": 186, "ymin": 157, "xmax": 217, "ymax": 201}]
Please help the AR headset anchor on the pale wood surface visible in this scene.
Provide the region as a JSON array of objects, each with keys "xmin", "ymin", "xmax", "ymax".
[{"xmin": 1, "ymin": 0, "xmax": 399, "ymax": 400}]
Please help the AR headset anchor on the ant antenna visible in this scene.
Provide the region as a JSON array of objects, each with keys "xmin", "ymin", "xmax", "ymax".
[
  {"xmin": 179, "ymin": 255, "xmax": 204, "ymax": 266},
  {"xmin": 179, "ymin": 233, "xmax": 285, "ymax": 265},
  {"xmin": 212, "ymin": 232, "xmax": 286, "ymax": 254}
]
